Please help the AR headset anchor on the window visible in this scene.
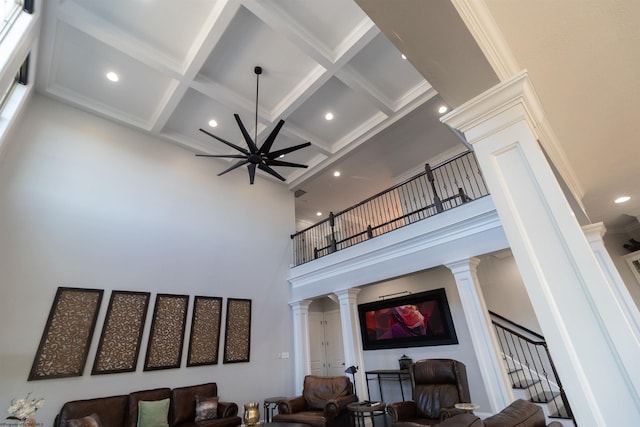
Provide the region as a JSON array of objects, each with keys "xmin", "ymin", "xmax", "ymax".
[
  {"xmin": 624, "ymin": 250, "xmax": 640, "ymax": 286},
  {"xmin": 0, "ymin": 53, "xmax": 27, "ymax": 110},
  {"xmin": 1, "ymin": 0, "xmax": 23, "ymax": 41}
]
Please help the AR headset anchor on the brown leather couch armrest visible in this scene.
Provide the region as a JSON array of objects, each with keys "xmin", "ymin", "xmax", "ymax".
[
  {"xmin": 324, "ymin": 394, "xmax": 358, "ymax": 418},
  {"xmin": 218, "ymin": 401, "xmax": 239, "ymax": 418},
  {"xmin": 277, "ymin": 396, "xmax": 306, "ymax": 414},
  {"xmin": 387, "ymin": 401, "xmax": 418, "ymax": 422},
  {"xmin": 439, "ymin": 407, "xmax": 468, "ymax": 421},
  {"xmin": 434, "ymin": 413, "xmax": 483, "ymax": 427}
]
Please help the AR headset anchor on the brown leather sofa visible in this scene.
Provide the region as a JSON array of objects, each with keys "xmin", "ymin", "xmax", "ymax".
[
  {"xmin": 273, "ymin": 375, "xmax": 358, "ymax": 427},
  {"xmin": 387, "ymin": 359, "xmax": 471, "ymax": 426},
  {"xmin": 433, "ymin": 399, "xmax": 564, "ymax": 427},
  {"xmin": 55, "ymin": 382, "xmax": 241, "ymax": 427}
]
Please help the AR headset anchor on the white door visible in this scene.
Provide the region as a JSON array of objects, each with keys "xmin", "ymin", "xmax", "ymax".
[
  {"xmin": 309, "ymin": 312, "xmax": 325, "ymax": 376},
  {"xmin": 324, "ymin": 310, "xmax": 346, "ymax": 376}
]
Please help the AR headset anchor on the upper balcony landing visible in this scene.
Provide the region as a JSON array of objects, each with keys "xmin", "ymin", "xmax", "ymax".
[{"xmin": 288, "ymin": 195, "xmax": 508, "ymax": 302}]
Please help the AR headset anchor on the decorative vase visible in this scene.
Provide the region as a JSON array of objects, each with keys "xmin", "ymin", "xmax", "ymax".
[{"xmin": 243, "ymin": 402, "xmax": 260, "ymax": 426}]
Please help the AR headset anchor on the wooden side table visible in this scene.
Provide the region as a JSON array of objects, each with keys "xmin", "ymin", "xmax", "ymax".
[
  {"xmin": 347, "ymin": 401, "xmax": 388, "ymax": 427},
  {"xmin": 454, "ymin": 403, "xmax": 480, "ymax": 414}
]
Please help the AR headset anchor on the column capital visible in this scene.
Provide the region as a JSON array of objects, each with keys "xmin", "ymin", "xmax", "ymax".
[
  {"xmin": 441, "ymin": 70, "xmax": 544, "ymax": 144},
  {"xmin": 582, "ymin": 222, "xmax": 607, "ymax": 242},
  {"xmin": 334, "ymin": 288, "xmax": 361, "ymax": 302},
  {"xmin": 289, "ymin": 299, "xmax": 313, "ymax": 312},
  {"xmin": 445, "ymin": 257, "xmax": 481, "ymax": 275}
]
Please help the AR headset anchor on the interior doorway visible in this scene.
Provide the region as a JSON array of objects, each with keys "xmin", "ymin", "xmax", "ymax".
[{"xmin": 309, "ymin": 301, "xmax": 345, "ymax": 376}]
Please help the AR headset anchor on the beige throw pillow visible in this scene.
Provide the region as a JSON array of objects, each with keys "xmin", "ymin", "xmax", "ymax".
[
  {"xmin": 195, "ymin": 395, "xmax": 219, "ymax": 422},
  {"xmin": 66, "ymin": 413, "xmax": 102, "ymax": 427}
]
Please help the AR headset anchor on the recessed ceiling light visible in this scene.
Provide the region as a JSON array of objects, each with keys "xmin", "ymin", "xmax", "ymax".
[
  {"xmin": 333, "ymin": 171, "xmax": 341, "ymax": 177},
  {"xmin": 615, "ymin": 196, "xmax": 631, "ymax": 204},
  {"xmin": 401, "ymin": 54, "xmax": 407, "ymax": 60},
  {"xmin": 438, "ymin": 105, "xmax": 448, "ymax": 114},
  {"xmin": 106, "ymin": 71, "xmax": 119, "ymax": 82},
  {"xmin": 316, "ymin": 212, "xmax": 322, "ymax": 216},
  {"xmin": 279, "ymin": 154, "xmax": 285, "ymax": 158},
  {"xmin": 325, "ymin": 112, "xmax": 334, "ymax": 121},
  {"xmin": 208, "ymin": 119, "xmax": 218, "ymax": 128}
]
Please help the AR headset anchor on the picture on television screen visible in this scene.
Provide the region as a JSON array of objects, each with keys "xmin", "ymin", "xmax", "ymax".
[{"xmin": 358, "ymin": 288, "xmax": 458, "ymax": 350}]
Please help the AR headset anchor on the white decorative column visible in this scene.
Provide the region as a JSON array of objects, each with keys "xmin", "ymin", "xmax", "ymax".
[
  {"xmin": 334, "ymin": 288, "xmax": 367, "ymax": 400},
  {"xmin": 446, "ymin": 257, "xmax": 513, "ymax": 412},
  {"xmin": 442, "ymin": 70, "xmax": 640, "ymax": 426},
  {"xmin": 583, "ymin": 222, "xmax": 640, "ymax": 339},
  {"xmin": 290, "ymin": 299, "xmax": 313, "ymax": 394}
]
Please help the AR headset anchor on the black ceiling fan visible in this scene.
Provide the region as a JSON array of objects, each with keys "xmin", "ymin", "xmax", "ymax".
[{"xmin": 196, "ymin": 66, "xmax": 311, "ymax": 184}]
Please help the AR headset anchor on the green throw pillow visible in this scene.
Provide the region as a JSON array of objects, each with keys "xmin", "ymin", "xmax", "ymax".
[{"xmin": 137, "ymin": 398, "xmax": 170, "ymax": 427}]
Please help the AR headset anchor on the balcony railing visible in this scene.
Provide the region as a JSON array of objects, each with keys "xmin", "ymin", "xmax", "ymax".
[{"xmin": 291, "ymin": 150, "xmax": 489, "ymax": 266}]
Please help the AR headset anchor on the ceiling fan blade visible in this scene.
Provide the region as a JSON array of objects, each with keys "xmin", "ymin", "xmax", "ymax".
[
  {"xmin": 267, "ymin": 141, "xmax": 312, "ymax": 158},
  {"xmin": 199, "ymin": 128, "xmax": 249, "ymax": 155},
  {"xmin": 217, "ymin": 159, "xmax": 249, "ymax": 176},
  {"xmin": 258, "ymin": 119, "xmax": 285, "ymax": 155},
  {"xmin": 248, "ymin": 164, "xmax": 257, "ymax": 184},
  {"xmin": 265, "ymin": 158, "xmax": 309, "ymax": 168},
  {"xmin": 234, "ymin": 114, "xmax": 259, "ymax": 154},
  {"xmin": 258, "ymin": 163, "xmax": 286, "ymax": 181},
  {"xmin": 196, "ymin": 154, "xmax": 247, "ymax": 159}
]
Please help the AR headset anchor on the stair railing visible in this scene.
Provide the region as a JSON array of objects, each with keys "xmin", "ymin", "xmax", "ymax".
[
  {"xmin": 490, "ymin": 311, "xmax": 575, "ymax": 425},
  {"xmin": 291, "ymin": 150, "xmax": 488, "ymax": 266}
]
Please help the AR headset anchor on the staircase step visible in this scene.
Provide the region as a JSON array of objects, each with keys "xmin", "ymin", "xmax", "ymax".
[
  {"xmin": 512, "ymin": 379, "xmax": 540, "ymax": 389},
  {"xmin": 530, "ymin": 390, "xmax": 559, "ymax": 403},
  {"xmin": 549, "ymin": 405, "xmax": 573, "ymax": 419}
]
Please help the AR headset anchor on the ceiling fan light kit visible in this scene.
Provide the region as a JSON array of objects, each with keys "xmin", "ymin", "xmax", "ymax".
[{"xmin": 196, "ymin": 66, "xmax": 311, "ymax": 184}]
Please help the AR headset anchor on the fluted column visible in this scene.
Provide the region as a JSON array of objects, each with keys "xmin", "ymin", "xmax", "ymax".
[
  {"xmin": 446, "ymin": 257, "xmax": 513, "ymax": 412},
  {"xmin": 290, "ymin": 299, "xmax": 313, "ymax": 394},
  {"xmin": 442, "ymin": 70, "xmax": 640, "ymax": 426},
  {"xmin": 334, "ymin": 288, "xmax": 367, "ymax": 400}
]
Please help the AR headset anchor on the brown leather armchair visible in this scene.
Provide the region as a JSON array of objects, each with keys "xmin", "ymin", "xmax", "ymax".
[
  {"xmin": 274, "ymin": 375, "xmax": 359, "ymax": 427},
  {"xmin": 387, "ymin": 359, "xmax": 471, "ymax": 426}
]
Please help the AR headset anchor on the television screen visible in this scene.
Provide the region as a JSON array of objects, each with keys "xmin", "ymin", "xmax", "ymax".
[{"xmin": 358, "ymin": 288, "xmax": 458, "ymax": 350}]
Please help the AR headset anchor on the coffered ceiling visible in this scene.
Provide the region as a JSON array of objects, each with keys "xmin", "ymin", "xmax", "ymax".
[
  {"xmin": 36, "ymin": 0, "xmax": 467, "ymax": 229},
  {"xmin": 35, "ymin": 0, "xmax": 640, "ymax": 233}
]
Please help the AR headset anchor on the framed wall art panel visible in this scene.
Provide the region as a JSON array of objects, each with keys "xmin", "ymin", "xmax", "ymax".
[
  {"xmin": 143, "ymin": 294, "xmax": 189, "ymax": 371},
  {"xmin": 29, "ymin": 287, "xmax": 104, "ymax": 381},
  {"xmin": 187, "ymin": 296, "xmax": 222, "ymax": 367},
  {"xmin": 92, "ymin": 290, "xmax": 150, "ymax": 375},
  {"xmin": 223, "ymin": 298, "xmax": 252, "ymax": 363}
]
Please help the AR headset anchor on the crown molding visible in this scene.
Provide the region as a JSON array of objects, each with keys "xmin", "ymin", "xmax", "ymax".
[{"xmin": 450, "ymin": 0, "xmax": 519, "ymax": 81}]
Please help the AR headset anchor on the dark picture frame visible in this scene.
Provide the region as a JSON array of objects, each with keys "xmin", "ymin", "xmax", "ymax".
[
  {"xmin": 223, "ymin": 298, "xmax": 251, "ymax": 363},
  {"xmin": 187, "ymin": 296, "xmax": 223, "ymax": 367},
  {"xmin": 143, "ymin": 294, "xmax": 189, "ymax": 371},
  {"xmin": 92, "ymin": 290, "xmax": 150, "ymax": 375},
  {"xmin": 29, "ymin": 287, "xmax": 103, "ymax": 381},
  {"xmin": 358, "ymin": 288, "xmax": 458, "ymax": 350}
]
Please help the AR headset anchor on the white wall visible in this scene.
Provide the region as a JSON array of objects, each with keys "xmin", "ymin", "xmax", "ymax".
[
  {"xmin": 356, "ymin": 267, "xmax": 492, "ymax": 412},
  {"xmin": 0, "ymin": 95, "xmax": 296, "ymax": 425},
  {"xmin": 476, "ymin": 250, "xmax": 542, "ymax": 335}
]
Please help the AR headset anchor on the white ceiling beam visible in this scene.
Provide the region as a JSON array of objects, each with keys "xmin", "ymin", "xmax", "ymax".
[{"xmin": 151, "ymin": 0, "xmax": 241, "ymax": 132}]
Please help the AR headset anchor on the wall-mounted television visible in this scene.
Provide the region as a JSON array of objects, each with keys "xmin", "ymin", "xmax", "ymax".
[{"xmin": 358, "ymin": 288, "xmax": 458, "ymax": 350}]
